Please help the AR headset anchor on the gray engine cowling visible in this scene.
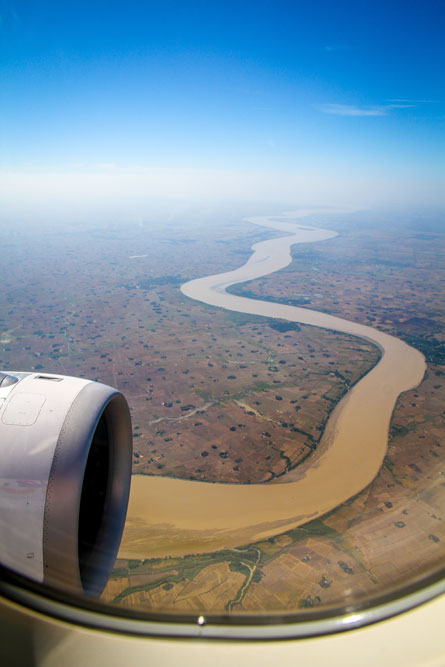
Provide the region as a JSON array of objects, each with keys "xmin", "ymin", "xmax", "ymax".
[{"xmin": 0, "ymin": 372, "xmax": 132, "ymax": 597}]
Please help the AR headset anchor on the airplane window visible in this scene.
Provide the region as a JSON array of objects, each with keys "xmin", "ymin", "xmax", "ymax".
[
  {"xmin": 0, "ymin": 0, "xmax": 444, "ymax": 643},
  {"xmin": 1, "ymin": 207, "xmax": 443, "ymax": 637}
]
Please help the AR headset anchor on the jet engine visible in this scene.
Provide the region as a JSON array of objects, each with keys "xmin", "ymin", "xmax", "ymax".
[{"xmin": 0, "ymin": 372, "xmax": 132, "ymax": 597}]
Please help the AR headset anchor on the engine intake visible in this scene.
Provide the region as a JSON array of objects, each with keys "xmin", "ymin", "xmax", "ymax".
[{"xmin": 0, "ymin": 373, "xmax": 132, "ymax": 597}]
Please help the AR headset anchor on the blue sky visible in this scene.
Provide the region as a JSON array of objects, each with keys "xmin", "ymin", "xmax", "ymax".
[{"xmin": 1, "ymin": 0, "xmax": 444, "ymax": 216}]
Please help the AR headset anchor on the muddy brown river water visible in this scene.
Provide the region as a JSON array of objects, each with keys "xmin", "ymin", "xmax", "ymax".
[{"xmin": 119, "ymin": 213, "xmax": 426, "ymax": 559}]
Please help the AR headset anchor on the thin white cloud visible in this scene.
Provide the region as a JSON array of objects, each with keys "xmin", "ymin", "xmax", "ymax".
[
  {"xmin": 317, "ymin": 104, "xmax": 386, "ymax": 117},
  {"xmin": 322, "ymin": 45, "xmax": 351, "ymax": 53},
  {"xmin": 387, "ymin": 98, "xmax": 437, "ymax": 104},
  {"xmin": 386, "ymin": 103, "xmax": 415, "ymax": 109}
]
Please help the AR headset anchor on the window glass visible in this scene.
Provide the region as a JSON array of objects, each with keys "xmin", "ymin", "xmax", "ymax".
[{"xmin": 0, "ymin": 0, "xmax": 443, "ymax": 635}]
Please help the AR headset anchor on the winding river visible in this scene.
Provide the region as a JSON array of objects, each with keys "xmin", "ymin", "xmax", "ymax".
[{"xmin": 119, "ymin": 212, "xmax": 426, "ymax": 559}]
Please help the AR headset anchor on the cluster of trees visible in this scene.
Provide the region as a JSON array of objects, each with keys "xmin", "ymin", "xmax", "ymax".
[{"xmin": 399, "ymin": 333, "xmax": 445, "ymax": 365}]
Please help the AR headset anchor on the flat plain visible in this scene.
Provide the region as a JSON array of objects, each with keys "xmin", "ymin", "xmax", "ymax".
[{"xmin": 1, "ymin": 208, "xmax": 443, "ymax": 614}]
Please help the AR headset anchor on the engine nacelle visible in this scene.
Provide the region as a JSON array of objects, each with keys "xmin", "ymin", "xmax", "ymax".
[{"xmin": 0, "ymin": 372, "xmax": 132, "ymax": 597}]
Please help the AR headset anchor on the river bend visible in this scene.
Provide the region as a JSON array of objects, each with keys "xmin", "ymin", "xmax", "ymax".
[{"xmin": 120, "ymin": 213, "xmax": 426, "ymax": 559}]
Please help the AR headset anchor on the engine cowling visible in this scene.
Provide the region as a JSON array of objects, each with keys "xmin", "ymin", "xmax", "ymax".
[{"xmin": 0, "ymin": 372, "xmax": 132, "ymax": 597}]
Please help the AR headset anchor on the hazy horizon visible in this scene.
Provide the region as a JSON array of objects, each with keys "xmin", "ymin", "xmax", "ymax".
[{"xmin": 1, "ymin": 1, "xmax": 444, "ymax": 221}]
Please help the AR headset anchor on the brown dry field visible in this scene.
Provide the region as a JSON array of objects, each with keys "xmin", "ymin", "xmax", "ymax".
[
  {"xmin": 0, "ymin": 214, "xmax": 379, "ymax": 484},
  {"xmin": 1, "ymin": 208, "xmax": 444, "ymax": 615}
]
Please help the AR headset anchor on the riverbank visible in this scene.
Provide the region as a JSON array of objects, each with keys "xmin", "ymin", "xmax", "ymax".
[{"xmin": 119, "ymin": 212, "xmax": 426, "ymax": 559}]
